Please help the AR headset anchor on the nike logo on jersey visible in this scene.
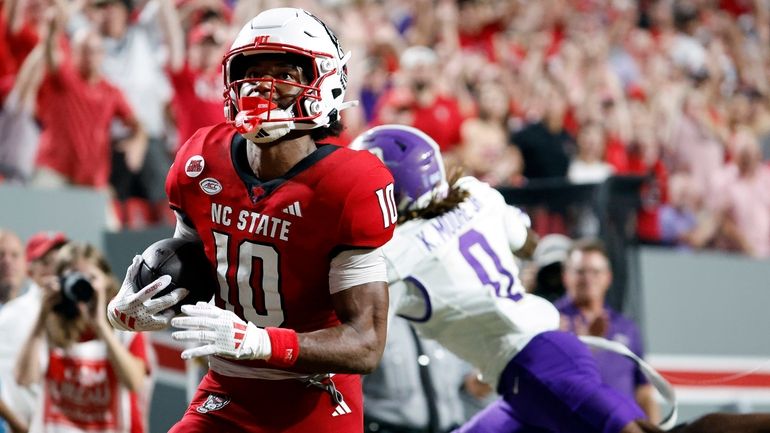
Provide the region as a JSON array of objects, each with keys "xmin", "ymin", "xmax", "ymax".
[
  {"xmin": 331, "ymin": 401, "xmax": 352, "ymax": 417},
  {"xmin": 281, "ymin": 201, "xmax": 303, "ymax": 217}
]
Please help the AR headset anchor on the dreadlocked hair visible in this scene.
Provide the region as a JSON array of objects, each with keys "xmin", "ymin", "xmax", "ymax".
[{"xmin": 398, "ymin": 166, "xmax": 469, "ymax": 224}]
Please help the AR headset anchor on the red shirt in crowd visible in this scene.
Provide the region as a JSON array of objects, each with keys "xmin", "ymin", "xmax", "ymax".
[
  {"xmin": 410, "ymin": 95, "xmax": 465, "ymax": 152},
  {"xmin": 605, "ymin": 134, "xmax": 629, "ymax": 173},
  {"xmin": 626, "ymin": 154, "xmax": 669, "ymax": 242},
  {"xmin": 0, "ymin": 13, "xmax": 42, "ymax": 101},
  {"xmin": 41, "ymin": 332, "xmax": 151, "ymax": 433},
  {"xmin": 373, "ymin": 89, "xmax": 465, "ymax": 152},
  {"xmin": 168, "ymin": 64, "xmax": 223, "ymax": 154},
  {"xmin": 35, "ymin": 62, "xmax": 135, "ymax": 187},
  {"xmin": 0, "ymin": 13, "xmax": 15, "ymax": 80},
  {"xmin": 458, "ymin": 21, "xmax": 504, "ymax": 62}
]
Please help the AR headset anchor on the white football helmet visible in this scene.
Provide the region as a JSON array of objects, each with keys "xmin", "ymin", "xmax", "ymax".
[{"xmin": 223, "ymin": 8, "xmax": 356, "ymax": 143}]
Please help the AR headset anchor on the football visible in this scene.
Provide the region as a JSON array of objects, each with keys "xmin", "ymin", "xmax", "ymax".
[{"xmin": 134, "ymin": 238, "xmax": 218, "ymax": 313}]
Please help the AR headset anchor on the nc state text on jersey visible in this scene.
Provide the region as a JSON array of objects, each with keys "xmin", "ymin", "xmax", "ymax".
[{"xmin": 211, "ymin": 203, "xmax": 291, "ymax": 241}]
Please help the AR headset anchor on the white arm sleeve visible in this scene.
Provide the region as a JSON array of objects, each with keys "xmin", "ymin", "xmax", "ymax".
[
  {"xmin": 173, "ymin": 211, "xmax": 201, "ymax": 241},
  {"xmin": 328, "ymin": 248, "xmax": 387, "ymax": 294},
  {"xmin": 503, "ymin": 205, "xmax": 531, "ymax": 251}
]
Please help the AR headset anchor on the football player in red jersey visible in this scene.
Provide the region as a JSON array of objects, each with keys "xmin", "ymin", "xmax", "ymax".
[{"xmin": 106, "ymin": 8, "xmax": 397, "ymax": 433}]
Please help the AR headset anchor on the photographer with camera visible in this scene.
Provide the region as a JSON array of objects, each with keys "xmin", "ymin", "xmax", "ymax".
[
  {"xmin": 0, "ymin": 231, "xmax": 67, "ymax": 433},
  {"xmin": 15, "ymin": 243, "xmax": 151, "ymax": 433}
]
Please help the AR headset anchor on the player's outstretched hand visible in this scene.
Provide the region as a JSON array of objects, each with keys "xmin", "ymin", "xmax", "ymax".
[
  {"xmin": 107, "ymin": 255, "xmax": 189, "ymax": 331},
  {"xmin": 171, "ymin": 302, "xmax": 271, "ymax": 361}
]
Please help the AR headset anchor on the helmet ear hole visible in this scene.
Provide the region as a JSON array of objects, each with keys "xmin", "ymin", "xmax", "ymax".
[
  {"xmin": 319, "ymin": 59, "xmax": 334, "ymax": 73},
  {"xmin": 309, "ymin": 101, "xmax": 323, "ymax": 114}
]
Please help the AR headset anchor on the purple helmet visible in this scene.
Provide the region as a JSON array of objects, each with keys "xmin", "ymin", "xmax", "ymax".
[{"xmin": 350, "ymin": 125, "xmax": 448, "ymax": 211}]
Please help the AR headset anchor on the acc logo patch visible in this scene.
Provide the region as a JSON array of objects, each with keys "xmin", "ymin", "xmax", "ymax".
[
  {"xmin": 185, "ymin": 155, "xmax": 205, "ymax": 178},
  {"xmin": 199, "ymin": 178, "xmax": 222, "ymax": 195},
  {"xmin": 196, "ymin": 394, "xmax": 230, "ymax": 414}
]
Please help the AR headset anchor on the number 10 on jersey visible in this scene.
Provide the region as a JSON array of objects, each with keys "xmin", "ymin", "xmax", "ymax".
[
  {"xmin": 212, "ymin": 231, "xmax": 285, "ymax": 327},
  {"xmin": 376, "ymin": 183, "xmax": 398, "ymax": 228}
]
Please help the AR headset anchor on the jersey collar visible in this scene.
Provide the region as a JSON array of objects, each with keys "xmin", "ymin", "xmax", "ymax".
[{"xmin": 230, "ymin": 134, "xmax": 340, "ymax": 204}]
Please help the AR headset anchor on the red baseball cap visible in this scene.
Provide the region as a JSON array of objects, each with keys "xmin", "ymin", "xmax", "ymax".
[{"xmin": 26, "ymin": 232, "xmax": 68, "ymax": 263}]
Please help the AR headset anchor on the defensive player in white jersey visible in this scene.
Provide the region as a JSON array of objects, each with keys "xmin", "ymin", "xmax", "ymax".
[{"xmin": 351, "ymin": 124, "xmax": 770, "ymax": 433}]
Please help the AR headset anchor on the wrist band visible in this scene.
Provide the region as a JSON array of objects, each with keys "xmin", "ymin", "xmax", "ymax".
[{"xmin": 265, "ymin": 327, "xmax": 300, "ymax": 367}]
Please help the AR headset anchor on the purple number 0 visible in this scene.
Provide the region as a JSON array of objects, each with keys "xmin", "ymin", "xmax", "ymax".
[{"xmin": 459, "ymin": 229, "xmax": 523, "ymax": 302}]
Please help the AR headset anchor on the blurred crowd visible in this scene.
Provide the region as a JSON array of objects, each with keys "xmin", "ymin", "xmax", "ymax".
[{"xmin": 2, "ymin": 0, "xmax": 770, "ymax": 257}]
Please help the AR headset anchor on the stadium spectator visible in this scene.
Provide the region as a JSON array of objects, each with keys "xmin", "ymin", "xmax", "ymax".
[
  {"xmin": 511, "ymin": 83, "xmax": 573, "ymax": 179},
  {"xmin": 161, "ymin": 0, "xmax": 229, "ymax": 154},
  {"xmin": 669, "ymin": 0, "xmax": 708, "ymax": 78},
  {"xmin": 0, "ymin": 229, "xmax": 30, "ymax": 410},
  {"xmin": 567, "ymin": 121, "xmax": 615, "ymax": 184},
  {"xmin": 624, "ymin": 120, "xmax": 669, "ymax": 244},
  {"xmin": 357, "ymin": 18, "xmax": 400, "ymax": 125},
  {"xmin": 30, "ymin": 10, "xmax": 146, "ymax": 190},
  {"xmin": 87, "ymin": 0, "xmax": 172, "ymax": 224},
  {"xmin": 458, "ymin": 81, "xmax": 524, "ymax": 187},
  {"xmin": 657, "ymin": 170, "xmax": 727, "ymax": 252},
  {"xmin": 0, "ymin": 231, "xmax": 67, "ymax": 432},
  {"xmin": 0, "ymin": 229, "xmax": 28, "ymax": 432},
  {"xmin": 666, "ymin": 87, "xmax": 728, "ymax": 208},
  {"xmin": 0, "ymin": 0, "xmax": 51, "ymax": 100},
  {"xmin": 658, "ymin": 172, "xmax": 704, "ymax": 248},
  {"xmin": 15, "ymin": 242, "xmax": 152, "ymax": 433},
  {"xmin": 711, "ymin": 127, "xmax": 770, "ymax": 258},
  {"xmin": 454, "ymin": 0, "xmax": 513, "ymax": 62},
  {"xmin": 0, "ymin": 229, "xmax": 26, "ymax": 307},
  {"xmin": 556, "ymin": 239, "xmax": 660, "ymax": 423},
  {"xmin": 0, "ymin": 14, "xmax": 46, "ymax": 182},
  {"xmin": 375, "ymin": 45, "xmax": 468, "ymax": 153}
]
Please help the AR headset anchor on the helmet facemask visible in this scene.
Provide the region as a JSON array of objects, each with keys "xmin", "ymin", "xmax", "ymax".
[
  {"xmin": 223, "ymin": 8, "xmax": 357, "ymax": 143},
  {"xmin": 225, "ymin": 52, "xmax": 319, "ymax": 142}
]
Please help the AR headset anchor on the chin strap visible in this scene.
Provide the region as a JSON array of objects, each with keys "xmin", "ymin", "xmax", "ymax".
[{"xmin": 579, "ymin": 335, "xmax": 678, "ymax": 430}]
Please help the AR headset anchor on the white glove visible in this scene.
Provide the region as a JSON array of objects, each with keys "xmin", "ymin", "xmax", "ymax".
[
  {"xmin": 171, "ymin": 302, "xmax": 272, "ymax": 361},
  {"xmin": 107, "ymin": 255, "xmax": 189, "ymax": 331}
]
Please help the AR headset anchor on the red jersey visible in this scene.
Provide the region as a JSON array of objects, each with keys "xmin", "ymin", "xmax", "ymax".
[
  {"xmin": 166, "ymin": 123, "xmax": 395, "ymax": 352},
  {"xmin": 167, "ymin": 64, "xmax": 224, "ymax": 154},
  {"xmin": 35, "ymin": 64, "xmax": 135, "ymax": 187},
  {"xmin": 40, "ymin": 332, "xmax": 150, "ymax": 433}
]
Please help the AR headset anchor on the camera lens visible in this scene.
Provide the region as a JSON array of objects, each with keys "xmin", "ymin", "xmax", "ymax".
[
  {"xmin": 53, "ymin": 272, "xmax": 94, "ymax": 319},
  {"xmin": 62, "ymin": 273, "xmax": 94, "ymax": 303},
  {"xmin": 61, "ymin": 272, "xmax": 95, "ymax": 303}
]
